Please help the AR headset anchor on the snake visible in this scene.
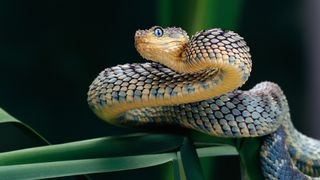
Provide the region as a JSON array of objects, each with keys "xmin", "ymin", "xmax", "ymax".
[{"xmin": 87, "ymin": 26, "xmax": 320, "ymax": 179}]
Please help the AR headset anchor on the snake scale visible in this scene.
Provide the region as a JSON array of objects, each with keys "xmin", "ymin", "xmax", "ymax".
[{"xmin": 87, "ymin": 26, "xmax": 320, "ymax": 179}]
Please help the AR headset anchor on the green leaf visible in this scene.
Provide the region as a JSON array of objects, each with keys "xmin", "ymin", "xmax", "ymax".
[
  {"xmin": 197, "ymin": 145, "xmax": 238, "ymax": 158},
  {"xmin": 236, "ymin": 138, "xmax": 264, "ymax": 180},
  {"xmin": 0, "ymin": 133, "xmax": 240, "ymax": 179},
  {"xmin": 0, "ymin": 153, "xmax": 177, "ymax": 180},
  {"xmin": 0, "ymin": 108, "xmax": 92, "ymax": 179},
  {"xmin": 180, "ymin": 137, "xmax": 205, "ymax": 180},
  {"xmin": 0, "ymin": 107, "xmax": 262, "ymax": 179},
  {"xmin": 190, "ymin": 130, "xmax": 236, "ymax": 147},
  {"xmin": 172, "ymin": 153, "xmax": 184, "ymax": 180},
  {"xmin": 175, "ymin": 145, "xmax": 238, "ymax": 180},
  {"xmin": 176, "ymin": 150, "xmax": 189, "ymax": 180},
  {"xmin": 0, "ymin": 133, "xmax": 183, "ymax": 166},
  {"xmin": 0, "ymin": 108, "xmax": 49, "ymax": 145}
]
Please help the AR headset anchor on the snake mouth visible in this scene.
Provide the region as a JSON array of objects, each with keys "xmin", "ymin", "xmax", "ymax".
[
  {"xmin": 136, "ymin": 40, "xmax": 185, "ymax": 46},
  {"xmin": 134, "ymin": 38, "xmax": 187, "ymax": 53}
]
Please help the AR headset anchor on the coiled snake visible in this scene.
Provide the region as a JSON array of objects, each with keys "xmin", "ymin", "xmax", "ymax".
[{"xmin": 87, "ymin": 26, "xmax": 320, "ymax": 179}]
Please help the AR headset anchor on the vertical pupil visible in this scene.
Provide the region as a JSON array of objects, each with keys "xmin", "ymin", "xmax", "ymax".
[{"xmin": 155, "ymin": 29, "xmax": 162, "ymax": 37}]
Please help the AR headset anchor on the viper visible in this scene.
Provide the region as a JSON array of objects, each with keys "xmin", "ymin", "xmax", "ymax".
[{"xmin": 87, "ymin": 26, "xmax": 320, "ymax": 179}]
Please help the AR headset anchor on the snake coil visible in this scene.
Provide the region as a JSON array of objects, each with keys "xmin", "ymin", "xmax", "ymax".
[{"xmin": 88, "ymin": 26, "xmax": 320, "ymax": 179}]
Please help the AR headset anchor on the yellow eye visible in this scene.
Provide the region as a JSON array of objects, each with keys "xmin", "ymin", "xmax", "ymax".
[{"xmin": 154, "ymin": 27, "xmax": 163, "ymax": 37}]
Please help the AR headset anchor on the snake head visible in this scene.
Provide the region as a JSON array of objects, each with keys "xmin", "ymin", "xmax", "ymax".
[{"xmin": 135, "ymin": 26, "xmax": 189, "ymax": 66}]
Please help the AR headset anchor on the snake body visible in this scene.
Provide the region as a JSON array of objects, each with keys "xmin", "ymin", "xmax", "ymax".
[{"xmin": 87, "ymin": 26, "xmax": 320, "ymax": 179}]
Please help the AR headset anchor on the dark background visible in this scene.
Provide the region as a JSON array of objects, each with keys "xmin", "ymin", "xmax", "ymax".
[{"xmin": 0, "ymin": 0, "xmax": 317, "ymax": 179}]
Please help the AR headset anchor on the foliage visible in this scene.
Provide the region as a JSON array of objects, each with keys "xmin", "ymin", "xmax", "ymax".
[{"xmin": 0, "ymin": 108, "xmax": 264, "ymax": 179}]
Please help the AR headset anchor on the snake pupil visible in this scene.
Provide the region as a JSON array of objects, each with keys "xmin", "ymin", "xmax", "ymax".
[{"xmin": 154, "ymin": 27, "xmax": 163, "ymax": 37}]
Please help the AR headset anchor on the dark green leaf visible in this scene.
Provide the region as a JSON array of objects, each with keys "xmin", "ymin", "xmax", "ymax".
[
  {"xmin": 180, "ymin": 137, "xmax": 205, "ymax": 180},
  {"xmin": 197, "ymin": 145, "xmax": 238, "ymax": 158},
  {"xmin": 236, "ymin": 138, "xmax": 264, "ymax": 180},
  {"xmin": 0, "ymin": 133, "xmax": 183, "ymax": 165},
  {"xmin": 0, "ymin": 108, "xmax": 49, "ymax": 145},
  {"xmin": 190, "ymin": 130, "xmax": 236, "ymax": 147},
  {"xmin": 0, "ymin": 153, "xmax": 176, "ymax": 180}
]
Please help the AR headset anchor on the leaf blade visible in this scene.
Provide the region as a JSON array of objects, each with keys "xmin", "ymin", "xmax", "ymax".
[
  {"xmin": 0, "ymin": 153, "xmax": 176, "ymax": 180},
  {"xmin": 0, "ymin": 108, "xmax": 49, "ymax": 145},
  {"xmin": 180, "ymin": 137, "xmax": 205, "ymax": 180},
  {"xmin": 0, "ymin": 133, "xmax": 183, "ymax": 165}
]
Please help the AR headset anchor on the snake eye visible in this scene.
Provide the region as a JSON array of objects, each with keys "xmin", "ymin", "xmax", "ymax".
[{"xmin": 154, "ymin": 27, "xmax": 163, "ymax": 37}]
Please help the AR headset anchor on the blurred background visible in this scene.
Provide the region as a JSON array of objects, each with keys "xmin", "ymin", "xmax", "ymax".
[{"xmin": 0, "ymin": 0, "xmax": 318, "ymax": 179}]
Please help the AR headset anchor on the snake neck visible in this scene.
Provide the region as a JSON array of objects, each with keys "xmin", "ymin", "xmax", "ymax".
[{"xmin": 136, "ymin": 42, "xmax": 235, "ymax": 76}]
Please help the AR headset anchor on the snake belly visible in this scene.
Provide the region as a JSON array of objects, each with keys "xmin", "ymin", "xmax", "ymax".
[{"xmin": 87, "ymin": 26, "xmax": 320, "ymax": 179}]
